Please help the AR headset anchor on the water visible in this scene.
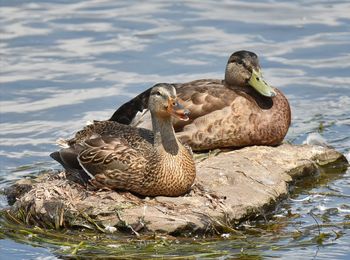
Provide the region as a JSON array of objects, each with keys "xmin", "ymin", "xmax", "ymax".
[{"xmin": 0, "ymin": 0, "xmax": 349, "ymax": 258}]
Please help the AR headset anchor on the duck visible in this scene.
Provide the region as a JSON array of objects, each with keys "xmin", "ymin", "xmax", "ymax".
[
  {"xmin": 50, "ymin": 83, "xmax": 196, "ymax": 197},
  {"xmin": 109, "ymin": 50, "xmax": 291, "ymax": 151}
]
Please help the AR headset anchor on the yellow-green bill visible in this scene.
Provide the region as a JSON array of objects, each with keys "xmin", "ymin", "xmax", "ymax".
[{"xmin": 248, "ymin": 69, "xmax": 276, "ymax": 97}]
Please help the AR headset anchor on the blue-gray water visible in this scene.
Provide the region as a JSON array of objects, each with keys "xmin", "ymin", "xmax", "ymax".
[{"xmin": 0, "ymin": 0, "xmax": 349, "ymax": 259}]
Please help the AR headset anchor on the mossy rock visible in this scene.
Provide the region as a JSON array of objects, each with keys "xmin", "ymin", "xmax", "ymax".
[{"xmin": 3, "ymin": 144, "xmax": 348, "ymax": 235}]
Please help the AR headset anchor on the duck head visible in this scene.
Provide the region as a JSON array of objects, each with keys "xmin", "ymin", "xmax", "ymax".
[
  {"xmin": 225, "ymin": 50, "xmax": 276, "ymax": 97},
  {"xmin": 149, "ymin": 83, "xmax": 190, "ymax": 121}
]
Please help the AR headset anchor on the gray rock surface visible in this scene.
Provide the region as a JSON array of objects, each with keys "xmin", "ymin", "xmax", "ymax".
[{"xmin": 3, "ymin": 144, "xmax": 348, "ymax": 235}]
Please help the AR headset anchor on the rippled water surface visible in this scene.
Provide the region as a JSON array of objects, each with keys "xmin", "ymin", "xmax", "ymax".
[{"xmin": 1, "ymin": 0, "xmax": 350, "ymax": 259}]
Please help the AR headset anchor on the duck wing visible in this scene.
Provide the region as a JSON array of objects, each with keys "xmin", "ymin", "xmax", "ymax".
[
  {"xmin": 68, "ymin": 120, "xmax": 154, "ymax": 150},
  {"xmin": 77, "ymin": 136, "xmax": 147, "ymax": 191},
  {"xmin": 50, "ymin": 143, "xmax": 91, "ymax": 183},
  {"xmin": 172, "ymin": 79, "xmax": 235, "ymax": 131},
  {"xmin": 109, "ymin": 79, "xmax": 237, "ymax": 130},
  {"xmin": 52, "ymin": 121, "xmax": 154, "ymax": 185}
]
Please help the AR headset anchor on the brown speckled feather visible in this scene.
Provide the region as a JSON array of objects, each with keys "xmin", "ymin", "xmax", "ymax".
[
  {"xmin": 176, "ymin": 84, "xmax": 290, "ymax": 150},
  {"xmin": 77, "ymin": 136, "xmax": 147, "ymax": 193},
  {"xmin": 109, "ymin": 79, "xmax": 291, "ymax": 151},
  {"xmin": 109, "ymin": 51, "xmax": 291, "ymax": 151},
  {"xmin": 68, "ymin": 120, "xmax": 153, "ymax": 155},
  {"xmin": 51, "ymin": 84, "xmax": 196, "ymax": 197}
]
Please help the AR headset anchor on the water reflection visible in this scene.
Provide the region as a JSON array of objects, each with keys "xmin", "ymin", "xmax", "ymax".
[
  {"xmin": 0, "ymin": 0, "xmax": 349, "ymax": 259},
  {"xmin": 0, "ymin": 87, "xmax": 123, "ymax": 113}
]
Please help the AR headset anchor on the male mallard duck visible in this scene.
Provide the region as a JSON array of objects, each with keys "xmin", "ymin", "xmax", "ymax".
[
  {"xmin": 51, "ymin": 83, "xmax": 196, "ymax": 197},
  {"xmin": 110, "ymin": 50, "xmax": 291, "ymax": 151}
]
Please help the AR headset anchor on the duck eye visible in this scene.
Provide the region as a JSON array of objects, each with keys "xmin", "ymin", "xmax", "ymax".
[
  {"xmin": 153, "ymin": 91, "xmax": 161, "ymax": 96},
  {"xmin": 237, "ymin": 60, "xmax": 243, "ymax": 65}
]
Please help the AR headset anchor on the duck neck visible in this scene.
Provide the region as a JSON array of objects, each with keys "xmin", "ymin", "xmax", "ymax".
[{"xmin": 151, "ymin": 113, "xmax": 179, "ymax": 155}]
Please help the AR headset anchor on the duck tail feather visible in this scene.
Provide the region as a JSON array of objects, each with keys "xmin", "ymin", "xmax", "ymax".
[{"xmin": 56, "ymin": 138, "xmax": 70, "ymax": 148}]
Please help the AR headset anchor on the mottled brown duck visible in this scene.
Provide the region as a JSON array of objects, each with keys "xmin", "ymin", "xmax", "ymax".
[
  {"xmin": 110, "ymin": 50, "xmax": 291, "ymax": 151},
  {"xmin": 51, "ymin": 83, "xmax": 196, "ymax": 197}
]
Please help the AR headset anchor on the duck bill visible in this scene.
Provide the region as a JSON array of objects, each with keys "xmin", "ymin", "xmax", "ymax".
[
  {"xmin": 167, "ymin": 98, "xmax": 190, "ymax": 121},
  {"xmin": 248, "ymin": 69, "xmax": 276, "ymax": 97}
]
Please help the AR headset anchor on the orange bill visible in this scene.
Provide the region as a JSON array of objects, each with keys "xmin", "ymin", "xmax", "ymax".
[{"xmin": 167, "ymin": 98, "xmax": 190, "ymax": 121}]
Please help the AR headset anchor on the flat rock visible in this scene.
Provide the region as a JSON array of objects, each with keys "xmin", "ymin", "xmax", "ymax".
[{"xmin": 3, "ymin": 144, "xmax": 348, "ymax": 235}]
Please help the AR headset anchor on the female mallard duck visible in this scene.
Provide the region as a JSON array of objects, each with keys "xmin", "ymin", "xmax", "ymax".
[
  {"xmin": 51, "ymin": 83, "xmax": 196, "ymax": 197},
  {"xmin": 110, "ymin": 50, "xmax": 291, "ymax": 151}
]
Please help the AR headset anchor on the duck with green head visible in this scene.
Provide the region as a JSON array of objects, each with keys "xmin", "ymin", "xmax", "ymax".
[{"xmin": 110, "ymin": 50, "xmax": 291, "ymax": 151}]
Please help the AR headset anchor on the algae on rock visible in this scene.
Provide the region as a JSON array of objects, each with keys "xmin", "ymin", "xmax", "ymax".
[{"xmin": 3, "ymin": 144, "xmax": 348, "ymax": 235}]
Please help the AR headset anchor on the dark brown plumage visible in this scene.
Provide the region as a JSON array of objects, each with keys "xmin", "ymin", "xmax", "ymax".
[
  {"xmin": 51, "ymin": 84, "xmax": 196, "ymax": 197},
  {"xmin": 109, "ymin": 50, "xmax": 291, "ymax": 151}
]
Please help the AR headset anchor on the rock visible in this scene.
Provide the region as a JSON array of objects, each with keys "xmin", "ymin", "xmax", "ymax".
[{"xmin": 2, "ymin": 144, "xmax": 348, "ymax": 235}]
